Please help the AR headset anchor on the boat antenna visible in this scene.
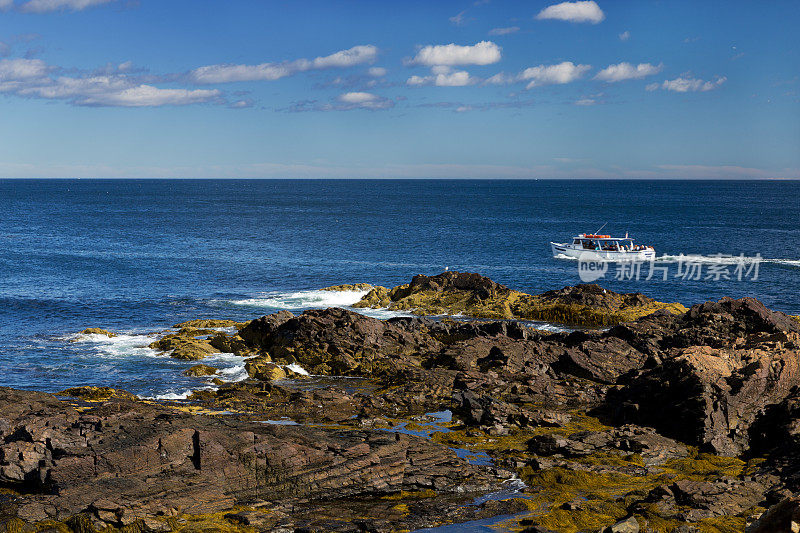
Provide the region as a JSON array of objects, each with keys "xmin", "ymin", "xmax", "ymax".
[{"xmin": 594, "ymin": 222, "xmax": 608, "ymax": 235}]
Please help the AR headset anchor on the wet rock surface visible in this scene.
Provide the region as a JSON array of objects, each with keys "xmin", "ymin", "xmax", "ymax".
[{"xmin": 11, "ymin": 273, "xmax": 800, "ymax": 531}]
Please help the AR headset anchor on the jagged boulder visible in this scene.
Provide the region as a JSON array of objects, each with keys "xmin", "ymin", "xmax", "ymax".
[
  {"xmin": 607, "ymin": 298, "xmax": 800, "ymax": 456},
  {"xmin": 239, "ymin": 308, "xmax": 441, "ymax": 375}
]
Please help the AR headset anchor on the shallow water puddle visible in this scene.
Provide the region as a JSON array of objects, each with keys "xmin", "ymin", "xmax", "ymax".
[
  {"xmin": 451, "ymin": 447, "xmax": 493, "ymax": 466},
  {"xmin": 411, "ymin": 511, "xmax": 529, "ymax": 533}
]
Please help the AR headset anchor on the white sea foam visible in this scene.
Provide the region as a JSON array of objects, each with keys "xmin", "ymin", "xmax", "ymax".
[
  {"xmin": 353, "ymin": 307, "xmax": 416, "ymax": 319},
  {"xmin": 284, "ymin": 363, "xmax": 310, "ymax": 376},
  {"xmin": 68, "ymin": 332, "xmax": 161, "ymax": 359},
  {"xmin": 202, "ymin": 352, "xmax": 249, "ymax": 382},
  {"xmin": 147, "ymin": 388, "xmax": 213, "ymax": 401},
  {"xmin": 656, "ymin": 254, "xmax": 765, "ymax": 264},
  {"xmin": 553, "ymin": 253, "xmax": 578, "ymax": 261},
  {"xmin": 260, "ymin": 419, "xmax": 299, "ymax": 426},
  {"xmin": 529, "ymin": 322, "xmax": 571, "ymax": 333},
  {"xmin": 229, "ymin": 289, "xmax": 371, "ymax": 310}
]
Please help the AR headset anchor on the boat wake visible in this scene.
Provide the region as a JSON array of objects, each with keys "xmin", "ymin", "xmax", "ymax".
[{"xmin": 554, "ymin": 252, "xmax": 799, "ymax": 267}]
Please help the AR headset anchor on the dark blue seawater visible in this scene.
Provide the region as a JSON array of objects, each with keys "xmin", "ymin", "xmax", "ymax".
[{"xmin": 0, "ymin": 179, "xmax": 798, "ymax": 397}]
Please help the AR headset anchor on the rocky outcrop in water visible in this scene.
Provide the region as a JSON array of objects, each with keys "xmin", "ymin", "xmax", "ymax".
[{"xmin": 353, "ymin": 271, "xmax": 686, "ymax": 326}]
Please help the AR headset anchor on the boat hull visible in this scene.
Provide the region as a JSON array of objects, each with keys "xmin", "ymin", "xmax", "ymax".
[{"xmin": 551, "ymin": 242, "xmax": 656, "ymax": 261}]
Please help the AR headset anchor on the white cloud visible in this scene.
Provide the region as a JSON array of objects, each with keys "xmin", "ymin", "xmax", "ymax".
[
  {"xmin": 338, "ymin": 91, "xmax": 377, "ymax": 104},
  {"xmin": 574, "ymin": 98, "xmax": 596, "ymax": 105},
  {"xmin": 190, "ymin": 63, "xmax": 294, "ymax": 84},
  {"xmin": 449, "ymin": 10, "xmax": 468, "ymax": 26},
  {"xmin": 407, "ymin": 66, "xmax": 476, "ymax": 87},
  {"xmin": 368, "ymin": 67, "xmax": 387, "ymax": 77},
  {"xmin": 435, "ymin": 70, "xmax": 474, "ymax": 86},
  {"xmin": 228, "ymin": 99, "xmax": 254, "ymax": 109},
  {"xmin": 0, "ymin": 59, "xmax": 220, "ymax": 107},
  {"xmin": 536, "ymin": 1, "xmax": 605, "ymax": 24},
  {"xmin": 336, "ymin": 92, "xmax": 392, "ymax": 109},
  {"xmin": 488, "ymin": 26, "xmax": 520, "ymax": 36},
  {"xmin": 310, "ymin": 45, "xmax": 378, "ymax": 69},
  {"xmin": 77, "ymin": 85, "xmax": 220, "ymax": 107},
  {"xmin": 650, "ymin": 75, "xmax": 727, "ymax": 93},
  {"xmin": 594, "ymin": 62, "xmax": 662, "ymax": 82},
  {"xmin": 0, "ymin": 58, "xmax": 49, "ymax": 80},
  {"xmin": 290, "ymin": 92, "xmax": 394, "ymax": 111},
  {"xmin": 190, "ymin": 45, "xmax": 378, "ymax": 84},
  {"xmin": 0, "ymin": 0, "xmax": 13, "ymax": 10},
  {"xmin": 18, "ymin": 0, "xmax": 115, "ymax": 12},
  {"xmin": 619, "ymin": 31, "xmax": 630, "ymax": 41},
  {"xmin": 484, "ymin": 72, "xmax": 514, "ymax": 85},
  {"xmin": 409, "ymin": 41, "xmax": 501, "ymax": 67},
  {"xmin": 520, "ymin": 61, "xmax": 591, "ymax": 89}
]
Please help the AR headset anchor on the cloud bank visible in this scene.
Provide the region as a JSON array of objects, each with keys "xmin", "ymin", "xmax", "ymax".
[{"xmin": 0, "ymin": 58, "xmax": 220, "ymax": 107}]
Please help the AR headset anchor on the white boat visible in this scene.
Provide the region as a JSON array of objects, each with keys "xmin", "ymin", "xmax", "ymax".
[{"xmin": 551, "ymin": 233, "xmax": 656, "ymax": 261}]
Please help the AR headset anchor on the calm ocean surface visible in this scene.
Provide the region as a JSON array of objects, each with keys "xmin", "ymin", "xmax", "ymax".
[{"xmin": 1, "ymin": 179, "xmax": 798, "ymax": 398}]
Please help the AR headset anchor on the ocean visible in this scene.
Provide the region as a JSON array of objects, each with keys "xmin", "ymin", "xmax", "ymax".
[{"xmin": 1, "ymin": 178, "xmax": 798, "ymax": 398}]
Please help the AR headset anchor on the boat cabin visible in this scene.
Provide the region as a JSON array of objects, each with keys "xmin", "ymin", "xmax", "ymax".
[{"xmin": 572, "ymin": 234, "xmax": 639, "ymax": 252}]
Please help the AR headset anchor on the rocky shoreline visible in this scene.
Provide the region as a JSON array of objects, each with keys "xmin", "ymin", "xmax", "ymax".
[{"xmin": 2, "ymin": 272, "xmax": 800, "ymax": 532}]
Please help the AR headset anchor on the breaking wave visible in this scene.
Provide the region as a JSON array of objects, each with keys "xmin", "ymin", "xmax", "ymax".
[{"xmin": 227, "ymin": 289, "xmax": 371, "ymax": 310}]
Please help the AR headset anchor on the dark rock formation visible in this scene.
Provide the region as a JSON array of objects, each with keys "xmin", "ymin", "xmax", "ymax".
[
  {"xmin": 0, "ymin": 387, "xmax": 496, "ymax": 529},
  {"xmin": 608, "ymin": 297, "xmax": 800, "ymax": 455}
]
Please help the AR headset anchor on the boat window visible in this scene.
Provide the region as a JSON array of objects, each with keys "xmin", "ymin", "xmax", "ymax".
[{"xmin": 573, "ymin": 239, "xmax": 581, "ymax": 245}]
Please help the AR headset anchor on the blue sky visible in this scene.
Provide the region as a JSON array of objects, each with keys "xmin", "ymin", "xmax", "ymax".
[{"xmin": 0, "ymin": 0, "xmax": 798, "ymax": 178}]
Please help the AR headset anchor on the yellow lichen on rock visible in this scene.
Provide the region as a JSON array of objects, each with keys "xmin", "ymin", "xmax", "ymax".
[
  {"xmin": 183, "ymin": 364, "xmax": 219, "ymax": 377},
  {"xmin": 320, "ymin": 283, "xmax": 374, "ymax": 292},
  {"xmin": 352, "ymin": 271, "xmax": 686, "ymax": 327},
  {"xmin": 244, "ymin": 358, "xmax": 286, "ymax": 381},
  {"xmin": 58, "ymin": 386, "xmax": 137, "ymax": 402},
  {"xmin": 173, "ymin": 319, "xmax": 249, "ymax": 330},
  {"xmin": 79, "ymin": 328, "xmax": 117, "ymax": 337},
  {"xmin": 150, "ymin": 334, "xmax": 219, "ymax": 361}
]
